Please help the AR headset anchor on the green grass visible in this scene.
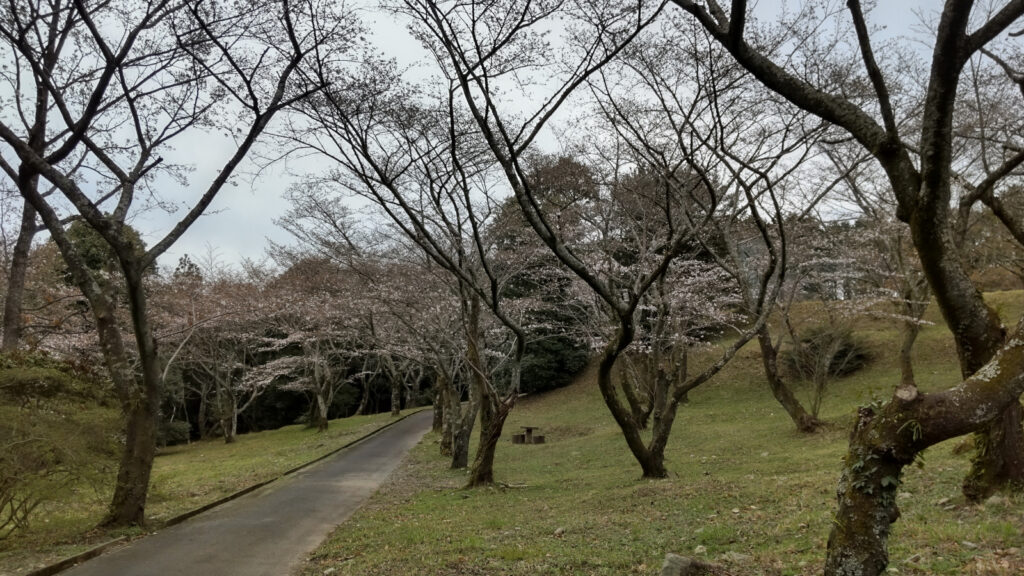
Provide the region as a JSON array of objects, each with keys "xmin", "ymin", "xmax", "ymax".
[
  {"xmin": 0, "ymin": 411, "xmax": 404, "ymax": 576},
  {"xmin": 301, "ymin": 292, "xmax": 1024, "ymax": 576}
]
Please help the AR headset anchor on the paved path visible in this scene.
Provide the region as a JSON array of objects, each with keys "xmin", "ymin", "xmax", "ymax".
[{"xmin": 64, "ymin": 411, "xmax": 432, "ymax": 576}]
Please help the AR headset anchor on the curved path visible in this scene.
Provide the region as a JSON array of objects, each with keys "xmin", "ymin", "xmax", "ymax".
[{"xmin": 64, "ymin": 410, "xmax": 432, "ymax": 576}]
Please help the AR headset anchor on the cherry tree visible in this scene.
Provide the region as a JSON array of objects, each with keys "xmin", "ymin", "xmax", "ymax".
[
  {"xmin": 285, "ymin": 60, "xmax": 533, "ymax": 486},
  {"xmin": 0, "ymin": 0, "xmax": 358, "ymax": 526},
  {"xmin": 664, "ymin": 1, "xmax": 1024, "ymax": 573},
  {"xmin": 394, "ymin": 0, "xmax": 795, "ymax": 478}
]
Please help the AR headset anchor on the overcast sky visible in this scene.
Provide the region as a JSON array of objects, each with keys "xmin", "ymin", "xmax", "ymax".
[{"xmin": 141, "ymin": 0, "xmax": 940, "ymax": 272}]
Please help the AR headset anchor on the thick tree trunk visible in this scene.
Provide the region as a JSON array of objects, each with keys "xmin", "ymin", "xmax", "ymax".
[
  {"xmin": 824, "ymin": 407, "xmax": 905, "ymax": 576},
  {"xmin": 824, "ymin": 322, "xmax": 1024, "ymax": 575},
  {"xmin": 467, "ymin": 401, "xmax": 510, "ymax": 487},
  {"xmin": 909, "ymin": 209, "xmax": 1022, "ymax": 497},
  {"xmin": 963, "ymin": 401, "xmax": 1024, "ymax": 501},
  {"xmin": 1, "ymin": 202, "xmax": 37, "ymax": 351},
  {"xmin": 451, "ymin": 422, "xmax": 472, "ymax": 469},
  {"xmin": 450, "ymin": 374, "xmax": 480, "ymax": 469},
  {"xmin": 104, "ymin": 397, "xmax": 159, "ymax": 527},
  {"xmin": 757, "ymin": 328, "xmax": 821, "ymax": 432}
]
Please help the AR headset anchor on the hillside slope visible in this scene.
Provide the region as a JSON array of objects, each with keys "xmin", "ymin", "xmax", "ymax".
[{"xmin": 302, "ymin": 292, "xmax": 1024, "ymax": 576}]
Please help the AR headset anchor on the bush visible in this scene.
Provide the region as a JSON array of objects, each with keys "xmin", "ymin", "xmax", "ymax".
[
  {"xmin": 783, "ymin": 325, "xmax": 871, "ymax": 381},
  {"xmin": 0, "ymin": 353, "xmax": 118, "ymax": 539},
  {"xmin": 157, "ymin": 420, "xmax": 193, "ymax": 447}
]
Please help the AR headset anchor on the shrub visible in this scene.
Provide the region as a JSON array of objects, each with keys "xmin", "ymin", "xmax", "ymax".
[
  {"xmin": 0, "ymin": 353, "xmax": 118, "ymax": 539},
  {"xmin": 783, "ymin": 325, "xmax": 871, "ymax": 381}
]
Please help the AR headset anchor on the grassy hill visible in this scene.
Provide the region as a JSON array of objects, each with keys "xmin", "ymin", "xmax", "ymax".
[{"xmin": 300, "ymin": 292, "xmax": 1024, "ymax": 576}]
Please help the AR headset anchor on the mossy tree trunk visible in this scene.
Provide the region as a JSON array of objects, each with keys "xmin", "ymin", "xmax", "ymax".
[{"xmin": 825, "ymin": 328, "xmax": 1024, "ymax": 575}]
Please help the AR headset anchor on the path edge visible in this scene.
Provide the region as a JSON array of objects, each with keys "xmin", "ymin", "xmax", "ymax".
[{"xmin": 25, "ymin": 408, "xmax": 429, "ymax": 576}]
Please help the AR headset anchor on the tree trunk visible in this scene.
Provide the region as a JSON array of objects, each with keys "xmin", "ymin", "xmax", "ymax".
[
  {"xmin": 618, "ymin": 357, "xmax": 651, "ymax": 429},
  {"xmin": 197, "ymin": 394, "xmax": 210, "ymax": 439},
  {"xmin": 594, "ymin": 324, "xmax": 667, "ymax": 478},
  {"xmin": 467, "ymin": 401, "xmax": 511, "ymax": 487},
  {"xmin": 432, "ymin": 379, "xmax": 444, "ymax": 433},
  {"xmin": 104, "ymin": 397, "xmax": 159, "ymax": 527},
  {"xmin": 897, "ymin": 320, "xmax": 921, "ymax": 388},
  {"xmin": 757, "ymin": 328, "xmax": 821, "ymax": 432},
  {"xmin": 451, "ymin": 371, "xmax": 481, "ymax": 470},
  {"xmin": 222, "ymin": 393, "xmax": 237, "ymax": 444},
  {"xmin": 824, "ymin": 320, "xmax": 1024, "ymax": 575},
  {"xmin": 440, "ymin": 375, "xmax": 454, "ymax": 456},
  {"xmin": 963, "ymin": 401, "xmax": 1024, "ymax": 501},
  {"xmin": 102, "ymin": 270, "xmax": 162, "ymax": 527},
  {"xmin": 451, "ymin": 421, "xmax": 472, "ymax": 469},
  {"xmin": 824, "ymin": 407, "xmax": 905, "ymax": 576},
  {"xmin": 356, "ymin": 377, "xmax": 370, "ymax": 416},
  {"xmin": 1, "ymin": 202, "xmax": 37, "ymax": 351},
  {"xmin": 391, "ymin": 377, "xmax": 402, "ymax": 417},
  {"xmin": 313, "ymin": 391, "xmax": 329, "ymax": 432}
]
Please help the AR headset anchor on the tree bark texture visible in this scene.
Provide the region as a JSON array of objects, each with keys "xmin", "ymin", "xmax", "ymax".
[
  {"xmin": 101, "ymin": 270, "xmax": 161, "ymax": 527},
  {"xmin": 757, "ymin": 328, "xmax": 821, "ymax": 432},
  {"xmin": 595, "ymin": 324, "xmax": 669, "ymax": 479},
  {"xmin": 467, "ymin": 400, "xmax": 511, "ymax": 487},
  {"xmin": 825, "ymin": 321, "xmax": 1024, "ymax": 576},
  {"xmin": 1, "ymin": 202, "xmax": 37, "ymax": 351},
  {"xmin": 432, "ymin": 380, "xmax": 444, "ymax": 433},
  {"xmin": 391, "ymin": 377, "xmax": 402, "ymax": 416}
]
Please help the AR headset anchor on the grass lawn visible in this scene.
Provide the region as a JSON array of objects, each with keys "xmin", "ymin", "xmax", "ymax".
[
  {"xmin": 0, "ymin": 411, "xmax": 406, "ymax": 576},
  {"xmin": 301, "ymin": 292, "xmax": 1024, "ymax": 576}
]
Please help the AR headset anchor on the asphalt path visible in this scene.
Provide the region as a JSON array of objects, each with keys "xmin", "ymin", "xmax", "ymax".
[{"xmin": 63, "ymin": 410, "xmax": 432, "ymax": 576}]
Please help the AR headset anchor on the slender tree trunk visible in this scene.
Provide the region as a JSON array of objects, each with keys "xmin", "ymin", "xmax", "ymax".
[
  {"xmin": 313, "ymin": 390, "xmax": 329, "ymax": 432},
  {"xmin": 432, "ymin": 379, "xmax": 444, "ymax": 433},
  {"xmin": 391, "ymin": 377, "xmax": 402, "ymax": 417},
  {"xmin": 440, "ymin": 375, "xmax": 454, "ymax": 456},
  {"xmin": 3, "ymin": 76, "xmax": 48, "ymax": 352},
  {"xmin": 594, "ymin": 323, "xmax": 666, "ymax": 478},
  {"xmin": 197, "ymin": 393, "xmax": 209, "ymax": 439},
  {"xmin": 897, "ymin": 320, "xmax": 920, "ymax": 388},
  {"xmin": 102, "ymin": 270, "xmax": 161, "ymax": 527},
  {"xmin": 1, "ymin": 202, "xmax": 37, "ymax": 351},
  {"xmin": 356, "ymin": 379, "xmax": 370, "ymax": 416},
  {"xmin": 221, "ymin": 391, "xmax": 237, "ymax": 444},
  {"xmin": 757, "ymin": 328, "xmax": 821, "ymax": 432}
]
